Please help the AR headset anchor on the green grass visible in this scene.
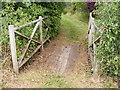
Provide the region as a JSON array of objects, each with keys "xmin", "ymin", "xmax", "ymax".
[
  {"xmin": 41, "ymin": 74, "xmax": 72, "ymax": 88},
  {"xmin": 61, "ymin": 13, "xmax": 88, "ymax": 43},
  {"xmin": 24, "ymin": 69, "xmax": 73, "ymax": 88},
  {"xmin": 71, "ymin": 12, "xmax": 89, "ymax": 23}
]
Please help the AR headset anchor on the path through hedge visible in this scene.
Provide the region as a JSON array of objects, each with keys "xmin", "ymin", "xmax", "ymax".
[{"xmin": 3, "ymin": 14, "xmax": 116, "ymax": 88}]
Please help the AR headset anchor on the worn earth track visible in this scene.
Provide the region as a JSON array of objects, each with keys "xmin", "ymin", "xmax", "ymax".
[
  {"xmin": 3, "ymin": 30, "xmax": 93, "ymax": 88},
  {"xmin": 29, "ymin": 30, "xmax": 89, "ymax": 76}
]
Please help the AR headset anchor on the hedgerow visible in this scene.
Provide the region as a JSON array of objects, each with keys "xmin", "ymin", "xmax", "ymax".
[
  {"xmin": 93, "ymin": 2, "xmax": 120, "ymax": 76},
  {"xmin": 1, "ymin": 2, "xmax": 65, "ymax": 61}
]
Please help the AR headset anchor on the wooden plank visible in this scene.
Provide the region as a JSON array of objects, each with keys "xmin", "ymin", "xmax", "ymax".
[
  {"xmin": 19, "ymin": 36, "xmax": 50, "ymax": 68},
  {"xmin": 57, "ymin": 46, "xmax": 71, "ymax": 74},
  {"xmin": 88, "ymin": 14, "xmax": 95, "ymax": 45},
  {"xmin": 15, "ymin": 31, "xmax": 41, "ymax": 44},
  {"xmin": 14, "ymin": 19, "xmax": 41, "ymax": 30},
  {"xmin": 89, "ymin": 35, "xmax": 101, "ymax": 47},
  {"xmin": 19, "ymin": 22, "xmax": 40, "ymax": 64},
  {"xmin": 88, "ymin": 13, "xmax": 92, "ymax": 33},
  {"xmin": 93, "ymin": 22, "xmax": 103, "ymax": 33},
  {"xmin": 93, "ymin": 42, "xmax": 98, "ymax": 75},
  {"xmin": 8, "ymin": 25, "xmax": 19, "ymax": 73},
  {"xmin": 39, "ymin": 16, "xmax": 43, "ymax": 50},
  {"xmin": 88, "ymin": 15, "xmax": 96, "ymax": 71},
  {"xmin": 93, "ymin": 43, "xmax": 96, "ymax": 64},
  {"xmin": 89, "ymin": 49, "xmax": 94, "ymax": 68},
  {"xmin": 93, "ymin": 22, "xmax": 99, "ymax": 30},
  {"xmin": 44, "ymin": 28, "xmax": 49, "ymax": 38},
  {"xmin": 88, "ymin": 28, "xmax": 93, "ymax": 44},
  {"xmin": 14, "ymin": 16, "xmax": 48, "ymax": 30},
  {"xmin": 42, "ymin": 20, "xmax": 49, "ymax": 29},
  {"xmin": 92, "ymin": 17, "xmax": 98, "ymax": 75},
  {"xmin": 88, "ymin": 13, "xmax": 100, "ymax": 76},
  {"xmin": 42, "ymin": 16, "xmax": 48, "ymax": 19},
  {"xmin": 30, "ymin": 22, "xmax": 40, "ymax": 38},
  {"xmin": 91, "ymin": 17, "xmax": 95, "ymax": 43},
  {"xmin": 88, "ymin": 13, "xmax": 92, "ymax": 51},
  {"xmin": 89, "ymin": 30, "xmax": 104, "ymax": 47},
  {"xmin": 19, "ymin": 45, "xmax": 41, "ymax": 68}
]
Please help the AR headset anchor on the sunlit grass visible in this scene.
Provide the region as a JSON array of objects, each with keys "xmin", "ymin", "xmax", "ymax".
[{"xmin": 61, "ymin": 13, "xmax": 88, "ymax": 43}]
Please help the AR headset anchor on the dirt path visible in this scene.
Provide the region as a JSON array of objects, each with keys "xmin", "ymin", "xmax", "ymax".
[
  {"xmin": 30, "ymin": 30, "xmax": 89, "ymax": 75},
  {"xmin": 4, "ymin": 30, "xmax": 93, "ymax": 88},
  {"xmin": 2, "ymin": 14, "xmax": 117, "ymax": 88}
]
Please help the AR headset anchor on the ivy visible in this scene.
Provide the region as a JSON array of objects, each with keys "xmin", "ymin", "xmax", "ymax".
[
  {"xmin": 93, "ymin": 2, "xmax": 120, "ymax": 76},
  {"xmin": 1, "ymin": 2, "xmax": 65, "ymax": 60}
]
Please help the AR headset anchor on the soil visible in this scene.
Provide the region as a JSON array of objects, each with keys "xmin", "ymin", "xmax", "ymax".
[{"xmin": 28, "ymin": 30, "xmax": 89, "ymax": 74}]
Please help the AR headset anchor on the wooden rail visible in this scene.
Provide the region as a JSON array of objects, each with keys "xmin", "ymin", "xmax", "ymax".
[
  {"xmin": 88, "ymin": 13, "xmax": 103, "ymax": 76},
  {"xmin": 8, "ymin": 16, "xmax": 50, "ymax": 73}
]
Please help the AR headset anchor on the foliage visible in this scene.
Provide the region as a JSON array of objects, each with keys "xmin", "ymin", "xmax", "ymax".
[
  {"xmin": 93, "ymin": 2, "xmax": 120, "ymax": 76},
  {"xmin": 1, "ymin": 2, "xmax": 65, "ymax": 60},
  {"xmin": 64, "ymin": 2, "xmax": 88, "ymax": 14},
  {"xmin": 72, "ymin": 2, "xmax": 88, "ymax": 13},
  {"xmin": 39, "ymin": 2, "xmax": 65, "ymax": 37},
  {"xmin": 63, "ymin": 2, "xmax": 89, "ymax": 23}
]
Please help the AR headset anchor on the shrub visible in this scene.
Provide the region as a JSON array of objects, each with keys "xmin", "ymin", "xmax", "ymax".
[
  {"xmin": 93, "ymin": 2, "xmax": 120, "ymax": 76},
  {"xmin": 1, "ymin": 2, "xmax": 65, "ymax": 61}
]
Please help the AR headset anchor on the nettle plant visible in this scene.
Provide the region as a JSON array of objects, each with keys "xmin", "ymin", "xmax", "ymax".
[
  {"xmin": 93, "ymin": 2, "xmax": 120, "ymax": 76},
  {"xmin": 1, "ymin": 2, "xmax": 65, "ymax": 60}
]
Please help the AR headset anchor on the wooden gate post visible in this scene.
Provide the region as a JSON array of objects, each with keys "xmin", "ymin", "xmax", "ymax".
[
  {"xmin": 39, "ymin": 16, "xmax": 43, "ymax": 50},
  {"xmin": 8, "ymin": 25, "xmax": 19, "ymax": 74}
]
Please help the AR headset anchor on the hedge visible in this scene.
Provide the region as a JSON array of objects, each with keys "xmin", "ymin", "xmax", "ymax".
[
  {"xmin": 1, "ymin": 2, "xmax": 65, "ymax": 61},
  {"xmin": 93, "ymin": 2, "xmax": 120, "ymax": 76}
]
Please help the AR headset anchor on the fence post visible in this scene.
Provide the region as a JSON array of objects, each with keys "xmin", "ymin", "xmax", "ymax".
[
  {"xmin": 39, "ymin": 16, "xmax": 43, "ymax": 50},
  {"xmin": 8, "ymin": 25, "xmax": 19, "ymax": 74}
]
